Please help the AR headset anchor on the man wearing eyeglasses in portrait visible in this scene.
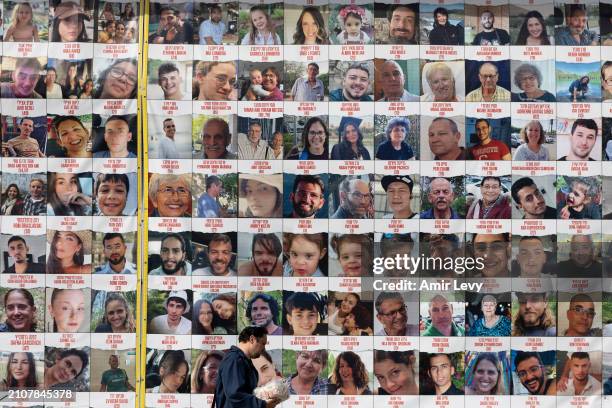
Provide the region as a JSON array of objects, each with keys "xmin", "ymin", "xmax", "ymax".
[
  {"xmin": 1, "ymin": 58, "xmax": 42, "ymax": 98},
  {"xmin": 469, "ymin": 233, "xmax": 511, "ymax": 278},
  {"xmin": 512, "ymin": 292, "xmax": 556, "ymax": 336},
  {"xmin": 562, "ymin": 293, "xmax": 601, "ymax": 337},
  {"xmin": 286, "ymin": 175, "xmax": 326, "ymax": 218},
  {"xmin": 194, "ymin": 61, "xmax": 237, "ymax": 101},
  {"xmin": 374, "ymin": 292, "xmax": 418, "ymax": 336},
  {"xmin": 465, "ymin": 62, "xmax": 510, "ymax": 102},
  {"xmin": 149, "ymin": 173, "xmax": 192, "ymax": 218},
  {"xmin": 513, "ymin": 351, "xmax": 556, "ymax": 395},
  {"xmin": 330, "ymin": 177, "xmax": 373, "ymax": 219}
]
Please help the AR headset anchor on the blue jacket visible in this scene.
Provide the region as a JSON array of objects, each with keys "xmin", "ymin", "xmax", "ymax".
[{"xmin": 213, "ymin": 346, "xmax": 265, "ymax": 408}]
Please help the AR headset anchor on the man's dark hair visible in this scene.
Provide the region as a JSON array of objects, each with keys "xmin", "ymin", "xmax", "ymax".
[
  {"xmin": 307, "ymin": 62, "xmax": 319, "ymax": 71},
  {"xmin": 246, "ymin": 293, "xmax": 280, "ymax": 324},
  {"xmin": 475, "ymin": 118, "xmax": 490, "ymax": 129},
  {"xmin": 472, "ymin": 232, "xmax": 510, "ymax": 243},
  {"xmin": 571, "ymin": 118, "xmax": 598, "ymax": 136},
  {"xmin": 568, "ymin": 4, "xmax": 587, "ymax": 18},
  {"xmin": 511, "ymin": 177, "xmax": 537, "ymax": 205},
  {"xmin": 238, "ymin": 325, "xmax": 268, "ymax": 342},
  {"xmin": 159, "ymin": 6, "xmax": 178, "ymax": 16},
  {"xmin": 206, "ymin": 175, "xmax": 222, "ymax": 191},
  {"xmin": 514, "ymin": 351, "xmax": 543, "ymax": 369},
  {"xmin": 387, "ymin": 4, "xmax": 418, "ymax": 21},
  {"xmin": 161, "ymin": 233, "xmax": 186, "ymax": 252},
  {"xmin": 106, "ymin": 115, "xmax": 131, "ymax": 128},
  {"xmin": 96, "ymin": 173, "xmax": 130, "ymax": 195},
  {"xmin": 210, "ymin": 4, "xmax": 222, "ymax": 13},
  {"xmin": 427, "ymin": 353, "xmax": 456, "ymax": 369},
  {"xmin": 519, "ymin": 235, "xmax": 543, "ymax": 244},
  {"xmin": 345, "ymin": 62, "xmax": 370, "ymax": 78},
  {"xmin": 7, "ymin": 236, "xmax": 26, "ymax": 246},
  {"xmin": 102, "ymin": 233, "xmax": 125, "ymax": 246},
  {"xmin": 208, "ymin": 233, "xmax": 231, "ymax": 249},
  {"xmin": 163, "ymin": 118, "xmax": 174, "ymax": 126},
  {"xmin": 158, "ymin": 62, "xmax": 179, "ymax": 79},
  {"xmin": 292, "ymin": 174, "xmax": 325, "ymax": 195},
  {"xmin": 570, "ymin": 351, "xmax": 590, "ymax": 360},
  {"xmin": 433, "ymin": 7, "xmax": 449, "ymax": 18},
  {"xmin": 252, "ymin": 233, "xmax": 282, "ymax": 258}
]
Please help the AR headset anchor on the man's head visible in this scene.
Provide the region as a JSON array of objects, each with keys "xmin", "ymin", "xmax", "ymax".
[
  {"xmin": 207, "ymin": 234, "xmax": 232, "ymax": 276},
  {"xmin": 102, "ymin": 233, "xmax": 127, "ymax": 266},
  {"xmin": 158, "ymin": 63, "xmax": 181, "ymax": 99},
  {"xmin": 29, "ymin": 178, "xmax": 44, "ymax": 199},
  {"xmin": 569, "ymin": 234, "xmax": 595, "ymax": 268},
  {"xmin": 195, "ymin": 61, "xmax": 236, "ymax": 101},
  {"xmin": 19, "ymin": 118, "xmax": 34, "ymax": 138},
  {"xmin": 428, "ymin": 353, "xmax": 455, "ymax": 392},
  {"xmin": 11, "ymin": 58, "xmax": 41, "ymax": 98},
  {"xmin": 159, "ymin": 233, "xmax": 187, "ymax": 275},
  {"xmin": 7, "ymin": 236, "xmax": 28, "ymax": 264},
  {"xmin": 237, "ymin": 325, "xmax": 268, "ymax": 359},
  {"xmin": 517, "ymin": 236, "xmax": 547, "ymax": 277},
  {"xmin": 568, "ymin": 352, "xmax": 591, "ymax": 383},
  {"xmin": 434, "ymin": 7, "xmax": 449, "ymax": 26},
  {"xmin": 517, "ymin": 292, "xmax": 550, "ymax": 329},
  {"xmin": 104, "ymin": 116, "xmax": 132, "ymax": 155},
  {"xmin": 428, "ymin": 295, "xmax": 453, "ymax": 332},
  {"xmin": 379, "ymin": 60, "xmax": 405, "ymax": 99},
  {"xmin": 209, "ymin": 5, "xmax": 222, "ymax": 23},
  {"xmin": 568, "ymin": 119, "xmax": 598, "ymax": 160},
  {"xmin": 387, "ymin": 5, "xmax": 417, "ymax": 43},
  {"xmin": 474, "ymin": 119, "xmax": 491, "ymax": 144},
  {"xmin": 478, "ymin": 63, "xmax": 499, "ymax": 93},
  {"xmin": 566, "ymin": 5, "xmax": 587, "ymax": 36},
  {"xmin": 285, "ymin": 292, "xmax": 321, "ymax": 336},
  {"xmin": 342, "ymin": 63, "xmax": 370, "ymax": 101},
  {"xmin": 164, "ymin": 290, "xmax": 189, "ymax": 324},
  {"xmin": 251, "ymin": 234, "xmax": 282, "ymax": 276},
  {"xmin": 289, "ymin": 175, "xmax": 325, "ymax": 218},
  {"xmin": 246, "ymin": 293, "xmax": 279, "ymax": 329},
  {"xmin": 472, "ymin": 233, "xmax": 510, "ymax": 277},
  {"xmin": 201, "ymin": 118, "xmax": 231, "ymax": 159},
  {"xmin": 480, "ymin": 10, "xmax": 495, "ymax": 31},
  {"xmin": 162, "ymin": 118, "xmax": 176, "ymax": 139},
  {"xmin": 375, "ymin": 292, "xmax": 408, "ymax": 335},
  {"xmin": 511, "ymin": 177, "xmax": 547, "ymax": 218},
  {"xmin": 515, "ymin": 352, "xmax": 547, "ymax": 395},
  {"xmin": 427, "ymin": 177, "xmax": 454, "ymax": 213},
  {"xmin": 248, "ymin": 122, "xmax": 262, "ymax": 144},
  {"xmin": 205, "ymin": 175, "xmax": 222, "ymax": 198},
  {"xmin": 426, "ymin": 63, "xmax": 456, "ymax": 102},
  {"xmin": 428, "ymin": 117, "xmax": 461, "ymax": 158},
  {"xmin": 339, "ymin": 177, "xmax": 371, "ymax": 218},
  {"xmin": 381, "ymin": 175, "xmax": 413, "ymax": 217},
  {"xmin": 566, "ymin": 294, "xmax": 595, "ymax": 336},
  {"xmin": 159, "ymin": 6, "xmax": 180, "ymax": 29},
  {"xmin": 108, "ymin": 354, "xmax": 119, "ymax": 369},
  {"xmin": 306, "ymin": 63, "xmax": 319, "ymax": 82}
]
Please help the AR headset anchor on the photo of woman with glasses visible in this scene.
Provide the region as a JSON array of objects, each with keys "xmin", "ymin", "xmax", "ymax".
[{"xmin": 93, "ymin": 59, "xmax": 138, "ymax": 99}]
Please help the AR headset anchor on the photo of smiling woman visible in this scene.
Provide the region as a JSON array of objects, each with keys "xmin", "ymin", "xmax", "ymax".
[
  {"xmin": 148, "ymin": 173, "xmax": 192, "ymax": 217},
  {"xmin": 464, "ymin": 352, "xmax": 509, "ymax": 395},
  {"xmin": 374, "ymin": 350, "xmax": 419, "ymax": 395},
  {"xmin": 46, "ymin": 288, "xmax": 89, "ymax": 333},
  {"xmin": 284, "ymin": 116, "xmax": 329, "ymax": 160},
  {"xmin": 329, "ymin": 351, "xmax": 372, "ymax": 395},
  {"xmin": 0, "ymin": 352, "xmax": 40, "ymax": 390},
  {"xmin": 291, "ymin": 6, "xmax": 329, "ymax": 45},
  {"xmin": 0, "ymin": 288, "xmax": 41, "ymax": 332},
  {"xmin": 44, "ymin": 348, "xmax": 89, "ymax": 391},
  {"xmin": 46, "ymin": 230, "xmax": 92, "ymax": 274},
  {"xmin": 93, "ymin": 59, "xmax": 138, "ymax": 99},
  {"xmin": 92, "ymin": 291, "xmax": 136, "ymax": 333},
  {"xmin": 190, "ymin": 350, "xmax": 224, "ymax": 394},
  {"xmin": 49, "ymin": 116, "xmax": 91, "ymax": 158},
  {"xmin": 47, "ymin": 173, "xmax": 92, "ymax": 216}
]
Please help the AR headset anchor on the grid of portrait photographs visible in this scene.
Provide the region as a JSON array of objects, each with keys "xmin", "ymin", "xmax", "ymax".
[
  {"xmin": 0, "ymin": 0, "xmax": 140, "ymax": 406},
  {"xmin": 142, "ymin": 1, "xmax": 612, "ymax": 408}
]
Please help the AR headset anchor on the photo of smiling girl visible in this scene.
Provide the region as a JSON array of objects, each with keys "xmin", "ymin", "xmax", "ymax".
[
  {"xmin": 92, "ymin": 291, "xmax": 136, "ymax": 333},
  {"xmin": 0, "ymin": 352, "xmax": 41, "ymax": 390}
]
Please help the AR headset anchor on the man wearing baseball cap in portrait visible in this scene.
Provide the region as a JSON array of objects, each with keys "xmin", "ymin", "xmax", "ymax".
[
  {"xmin": 148, "ymin": 290, "xmax": 192, "ymax": 335},
  {"xmin": 381, "ymin": 175, "xmax": 418, "ymax": 219}
]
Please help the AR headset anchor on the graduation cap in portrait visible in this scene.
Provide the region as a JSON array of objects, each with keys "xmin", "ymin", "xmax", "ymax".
[{"xmin": 337, "ymin": 116, "xmax": 363, "ymax": 141}]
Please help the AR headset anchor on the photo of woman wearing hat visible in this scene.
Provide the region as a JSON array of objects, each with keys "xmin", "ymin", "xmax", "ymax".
[
  {"xmin": 46, "ymin": 230, "xmax": 92, "ymax": 274},
  {"xmin": 239, "ymin": 173, "xmax": 283, "ymax": 218},
  {"xmin": 51, "ymin": 1, "xmax": 91, "ymax": 42},
  {"xmin": 330, "ymin": 117, "xmax": 371, "ymax": 160}
]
